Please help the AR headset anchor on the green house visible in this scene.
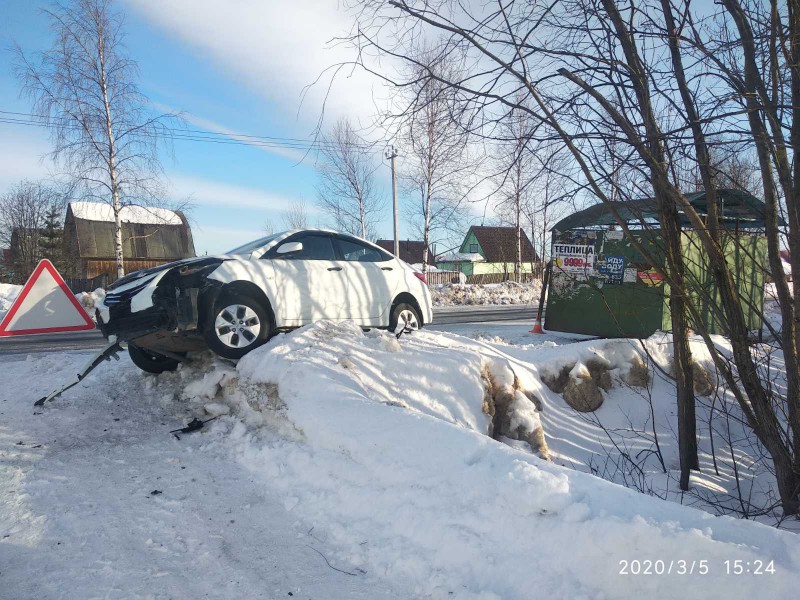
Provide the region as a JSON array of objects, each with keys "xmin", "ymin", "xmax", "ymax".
[
  {"xmin": 436, "ymin": 226, "xmax": 540, "ymax": 276},
  {"xmin": 545, "ymin": 190, "xmax": 774, "ymax": 338}
]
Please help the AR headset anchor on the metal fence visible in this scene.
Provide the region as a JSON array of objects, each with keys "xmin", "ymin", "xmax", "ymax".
[
  {"xmin": 65, "ymin": 273, "xmax": 109, "ymax": 294},
  {"xmin": 426, "ymin": 264, "xmax": 544, "ymax": 286},
  {"xmin": 426, "ymin": 271, "xmax": 465, "ymax": 285}
]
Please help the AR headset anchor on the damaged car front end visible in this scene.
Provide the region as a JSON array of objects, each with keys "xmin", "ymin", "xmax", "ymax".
[{"xmin": 97, "ymin": 257, "xmax": 226, "ymax": 364}]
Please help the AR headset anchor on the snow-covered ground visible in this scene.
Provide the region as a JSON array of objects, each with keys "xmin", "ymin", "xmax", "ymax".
[
  {"xmin": 2, "ymin": 321, "xmax": 799, "ymax": 599},
  {"xmin": 431, "ymin": 281, "xmax": 542, "ymax": 306}
]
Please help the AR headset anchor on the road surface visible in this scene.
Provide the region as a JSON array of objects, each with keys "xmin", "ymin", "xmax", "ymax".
[{"xmin": 0, "ymin": 304, "xmax": 540, "ymax": 356}]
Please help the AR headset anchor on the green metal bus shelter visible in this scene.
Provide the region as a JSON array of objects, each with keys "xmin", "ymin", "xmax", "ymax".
[{"xmin": 544, "ymin": 189, "xmax": 774, "ymax": 338}]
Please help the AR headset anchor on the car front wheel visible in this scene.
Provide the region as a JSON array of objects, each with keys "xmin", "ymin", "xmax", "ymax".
[
  {"xmin": 128, "ymin": 343, "xmax": 182, "ymax": 374},
  {"xmin": 205, "ymin": 292, "xmax": 271, "ymax": 359},
  {"xmin": 389, "ymin": 302, "xmax": 422, "ymax": 333}
]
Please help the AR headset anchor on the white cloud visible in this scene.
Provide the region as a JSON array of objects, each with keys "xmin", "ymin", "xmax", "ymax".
[
  {"xmin": 126, "ymin": 0, "xmax": 385, "ymax": 125},
  {"xmin": 168, "ymin": 173, "xmax": 312, "ymax": 213}
]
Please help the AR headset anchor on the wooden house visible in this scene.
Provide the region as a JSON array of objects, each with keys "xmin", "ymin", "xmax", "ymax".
[{"xmin": 63, "ymin": 202, "xmax": 195, "ymax": 280}]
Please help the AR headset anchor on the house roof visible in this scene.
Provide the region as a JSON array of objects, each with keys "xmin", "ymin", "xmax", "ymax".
[
  {"xmin": 375, "ymin": 240, "xmax": 434, "ymax": 265},
  {"xmin": 438, "ymin": 252, "xmax": 484, "ymax": 263},
  {"xmin": 466, "ymin": 226, "xmax": 539, "ymax": 263},
  {"xmin": 551, "ymin": 188, "xmax": 783, "ymax": 231},
  {"xmin": 70, "ymin": 201, "xmax": 183, "ymax": 225}
]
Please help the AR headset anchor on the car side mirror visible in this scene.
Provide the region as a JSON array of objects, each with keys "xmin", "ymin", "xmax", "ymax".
[{"xmin": 276, "ymin": 241, "xmax": 303, "ymax": 255}]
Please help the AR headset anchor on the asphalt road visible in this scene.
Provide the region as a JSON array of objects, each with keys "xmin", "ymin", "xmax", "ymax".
[{"xmin": 0, "ymin": 304, "xmax": 540, "ymax": 356}]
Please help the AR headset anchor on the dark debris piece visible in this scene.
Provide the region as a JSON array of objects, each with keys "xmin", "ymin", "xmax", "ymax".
[{"xmin": 169, "ymin": 416, "xmax": 218, "ymax": 439}]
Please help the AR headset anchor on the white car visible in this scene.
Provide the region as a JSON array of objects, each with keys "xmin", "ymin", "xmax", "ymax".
[{"xmin": 97, "ymin": 229, "xmax": 433, "ymax": 373}]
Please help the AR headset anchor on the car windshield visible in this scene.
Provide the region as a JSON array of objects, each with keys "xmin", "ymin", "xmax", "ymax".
[{"xmin": 226, "ymin": 233, "xmax": 283, "ymax": 255}]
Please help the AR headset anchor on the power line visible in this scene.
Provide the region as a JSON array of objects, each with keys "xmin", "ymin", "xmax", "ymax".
[{"xmin": 0, "ymin": 109, "xmax": 379, "ymax": 153}]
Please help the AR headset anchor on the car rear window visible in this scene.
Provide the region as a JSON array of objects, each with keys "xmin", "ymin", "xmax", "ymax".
[{"xmin": 337, "ymin": 238, "xmax": 390, "ymax": 262}]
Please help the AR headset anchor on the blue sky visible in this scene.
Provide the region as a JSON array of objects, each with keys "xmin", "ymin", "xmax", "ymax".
[{"xmin": 0, "ymin": 0, "xmax": 430, "ymax": 255}]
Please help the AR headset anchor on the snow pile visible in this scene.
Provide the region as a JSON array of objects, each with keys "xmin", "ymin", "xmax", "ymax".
[
  {"xmin": 179, "ymin": 320, "xmax": 515, "ymax": 439},
  {"xmin": 74, "ymin": 288, "xmax": 106, "ymax": 313},
  {"xmin": 432, "ymin": 280, "xmax": 542, "ymax": 306},
  {"xmin": 0, "ymin": 282, "xmax": 21, "ymax": 318},
  {"xmin": 145, "ymin": 323, "xmax": 800, "ymax": 598}
]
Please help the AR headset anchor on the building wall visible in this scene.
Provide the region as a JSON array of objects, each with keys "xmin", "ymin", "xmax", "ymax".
[
  {"xmin": 435, "ymin": 261, "xmax": 538, "ymax": 276},
  {"xmin": 459, "ymin": 230, "xmax": 482, "ymax": 254},
  {"xmin": 679, "ymin": 231, "xmax": 766, "ymax": 332},
  {"xmin": 473, "ymin": 262, "xmax": 538, "ymax": 275},
  {"xmin": 435, "ymin": 261, "xmax": 474, "ymax": 275}
]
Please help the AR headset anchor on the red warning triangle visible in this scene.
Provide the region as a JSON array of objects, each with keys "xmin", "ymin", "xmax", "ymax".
[{"xmin": 0, "ymin": 259, "xmax": 95, "ymax": 337}]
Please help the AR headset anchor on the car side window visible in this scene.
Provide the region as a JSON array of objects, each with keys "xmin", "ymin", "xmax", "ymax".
[
  {"xmin": 274, "ymin": 235, "xmax": 337, "ymax": 260},
  {"xmin": 336, "ymin": 238, "xmax": 390, "ymax": 262}
]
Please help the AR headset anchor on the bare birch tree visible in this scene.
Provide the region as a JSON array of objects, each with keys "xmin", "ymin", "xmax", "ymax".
[
  {"xmin": 316, "ymin": 117, "xmax": 382, "ymax": 239},
  {"xmin": 15, "ymin": 0, "xmax": 173, "ymax": 278},
  {"xmin": 401, "ymin": 53, "xmax": 472, "ymax": 274},
  {"xmin": 493, "ymin": 101, "xmax": 536, "ymax": 281}
]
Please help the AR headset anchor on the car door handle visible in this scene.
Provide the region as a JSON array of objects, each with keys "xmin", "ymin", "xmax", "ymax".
[
  {"xmin": 327, "ymin": 266, "xmax": 343, "ymax": 271},
  {"xmin": 381, "ymin": 267, "xmax": 393, "ymax": 271}
]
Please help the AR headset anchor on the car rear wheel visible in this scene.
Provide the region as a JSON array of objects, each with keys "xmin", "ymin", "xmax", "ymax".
[
  {"xmin": 128, "ymin": 343, "xmax": 182, "ymax": 374},
  {"xmin": 389, "ymin": 302, "xmax": 422, "ymax": 333},
  {"xmin": 205, "ymin": 291, "xmax": 271, "ymax": 359}
]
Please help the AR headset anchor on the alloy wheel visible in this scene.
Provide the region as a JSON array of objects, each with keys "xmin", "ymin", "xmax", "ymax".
[
  {"xmin": 398, "ymin": 308, "xmax": 420, "ymax": 331},
  {"xmin": 214, "ymin": 304, "xmax": 261, "ymax": 348}
]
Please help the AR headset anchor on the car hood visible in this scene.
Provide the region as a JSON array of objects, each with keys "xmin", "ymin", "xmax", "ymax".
[{"xmin": 107, "ymin": 256, "xmax": 219, "ymax": 291}]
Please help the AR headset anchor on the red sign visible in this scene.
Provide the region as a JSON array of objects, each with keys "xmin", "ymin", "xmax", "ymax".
[{"xmin": 0, "ymin": 259, "xmax": 95, "ymax": 336}]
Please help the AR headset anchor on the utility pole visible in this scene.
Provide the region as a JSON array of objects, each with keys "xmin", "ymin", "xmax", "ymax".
[{"xmin": 385, "ymin": 145, "xmax": 399, "ymax": 256}]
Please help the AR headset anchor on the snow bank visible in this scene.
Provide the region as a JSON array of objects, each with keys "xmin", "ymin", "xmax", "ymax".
[
  {"xmin": 152, "ymin": 323, "xmax": 799, "ymax": 598},
  {"xmin": 432, "ymin": 280, "xmax": 542, "ymax": 306},
  {"xmin": 188, "ymin": 321, "xmax": 496, "ymax": 436},
  {"xmin": 0, "ymin": 282, "xmax": 21, "ymax": 318}
]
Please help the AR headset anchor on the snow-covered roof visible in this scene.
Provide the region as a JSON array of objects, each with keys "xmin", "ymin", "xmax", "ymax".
[
  {"xmin": 438, "ymin": 252, "xmax": 485, "ymax": 263},
  {"xmin": 70, "ymin": 202, "xmax": 183, "ymax": 226}
]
